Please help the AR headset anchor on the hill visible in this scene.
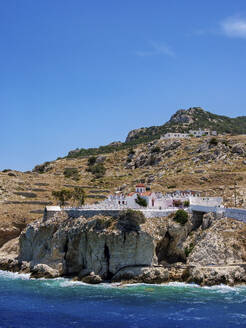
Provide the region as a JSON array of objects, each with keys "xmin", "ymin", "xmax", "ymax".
[
  {"xmin": 66, "ymin": 107, "xmax": 246, "ymax": 158},
  {"xmin": 1, "ymin": 108, "xmax": 246, "ymax": 250},
  {"xmin": 125, "ymin": 107, "xmax": 246, "ymax": 143}
]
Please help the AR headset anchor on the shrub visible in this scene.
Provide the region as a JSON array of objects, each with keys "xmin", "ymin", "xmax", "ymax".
[
  {"xmin": 151, "ymin": 146, "xmax": 160, "ymax": 153},
  {"xmin": 128, "ymin": 148, "xmax": 135, "ymax": 156},
  {"xmin": 184, "ymin": 243, "xmax": 194, "ymax": 257},
  {"xmin": 63, "ymin": 168, "xmax": 80, "ymax": 181},
  {"xmin": 33, "ymin": 161, "xmax": 51, "ymax": 174},
  {"xmin": 222, "ymin": 140, "xmax": 228, "ymax": 146},
  {"xmin": 52, "ymin": 189, "xmax": 73, "ymax": 206},
  {"xmin": 117, "ymin": 209, "xmax": 146, "ymax": 232},
  {"xmin": 173, "ymin": 209, "xmax": 188, "ymax": 225},
  {"xmin": 135, "ymin": 194, "xmax": 147, "ymax": 207},
  {"xmin": 209, "ymin": 137, "xmax": 218, "ymax": 146},
  {"xmin": 183, "ymin": 200, "xmax": 190, "ymax": 207},
  {"xmin": 88, "ymin": 156, "xmax": 97, "ymax": 166},
  {"xmin": 167, "ymin": 185, "xmax": 176, "ymax": 189},
  {"xmin": 72, "ymin": 187, "xmax": 86, "ymax": 206},
  {"xmin": 87, "ymin": 163, "xmax": 106, "ymax": 178},
  {"xmin": 149, "ymin": 154, "xmax": 156, "ymax": 166}
]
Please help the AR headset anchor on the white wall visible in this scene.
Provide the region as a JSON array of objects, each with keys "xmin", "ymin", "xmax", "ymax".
[{"xmin": 189, "ymin": 196, "xmax": 223, "ymax": 207}]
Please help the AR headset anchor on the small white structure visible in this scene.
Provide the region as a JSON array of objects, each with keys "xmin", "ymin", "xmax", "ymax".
[
  {"xmin": 189, "ymin": 196, "xmax": 223, "ymax": 207},
  {"xmin": 161, "ymin": 129, "xmax": 217, "ymax": 140},
  {"xmin": 161, "ymin": 133, "xmax": 189, "ymax": 140},
  {"xmin": 189, "ymin": 129, "xmax": 217, "ymax": 137}
]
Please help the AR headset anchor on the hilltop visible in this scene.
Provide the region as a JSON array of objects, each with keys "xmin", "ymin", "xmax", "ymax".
[
  {"xmin": 125, "ymin": 107, "xmax": 246, "ymax": 143},
  {"xmin": 66, "ymin": 107, "xmax": 246, "ymax": 159}
]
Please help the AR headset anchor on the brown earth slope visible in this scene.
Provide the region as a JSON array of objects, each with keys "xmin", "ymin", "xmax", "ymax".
[{"xmin": 0, "ymin": 135, "xmax": 246, "ymax": 246}]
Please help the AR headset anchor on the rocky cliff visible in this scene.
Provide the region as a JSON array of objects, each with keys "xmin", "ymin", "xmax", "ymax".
[{"xmin": 1, "ymin": 210, "xmax": 246, "ymax": 286}]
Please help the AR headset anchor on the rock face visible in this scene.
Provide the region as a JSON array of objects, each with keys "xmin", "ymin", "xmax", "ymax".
[
  {"xmin": 0, "ymin": 219, "xmax": 27, "ymax": 248},
  {"xmin": 0, "ymin": 210, "xmax": 245, "ymax": 286},
  {"xmin": 18, "ymin": 210, "xmax": 194, "ymax": 280},
  {"xmin": 19, "ymin": 212, "xmax": 168, "ymax": 279},
  {"xmin": 188, "ymin": 218, "xmax": 246, "ymax": 266},
  {"xmin": 125, "ymin": 127, "xmax": 148, "ymax": 143}
]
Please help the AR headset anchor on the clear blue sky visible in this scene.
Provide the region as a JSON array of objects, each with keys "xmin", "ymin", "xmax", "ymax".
[{"xmin": 1, "ymin": 0, "xmax": 246, "ymax": 171}]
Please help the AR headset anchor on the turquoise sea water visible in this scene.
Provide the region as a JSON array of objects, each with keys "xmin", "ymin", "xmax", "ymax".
[{"xmin": 0, "ymin": 270, "xmax": 246, "ymax": 328}]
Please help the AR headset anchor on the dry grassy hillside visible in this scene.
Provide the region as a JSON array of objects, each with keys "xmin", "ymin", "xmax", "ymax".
[{"xmin": 0, "ymin": 134, "xmax": 246, "ymax": 246}]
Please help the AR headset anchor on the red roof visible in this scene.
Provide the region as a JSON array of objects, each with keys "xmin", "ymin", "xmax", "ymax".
[
  {"xmin": 128, "ymin": 192, "xmax": 136, "ymax": 196},
  {"xmin": 140, "ymin": 192, "xmax": 152, "ymax": 197},
  {"xmin": 136, "ymin": 184, "xmax": 146, "ymax": 187}
]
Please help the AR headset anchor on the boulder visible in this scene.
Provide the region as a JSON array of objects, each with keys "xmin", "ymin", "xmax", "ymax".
[
  {"xmin": 231, "ymin": 143, "xmax": 245, "ymax": 155},
  {"xmin": 112, "ymin": 266, "xmax": 169, "ymax": 284},
  {"xmin": 30, "ymin": 264, "xmax": 59, "ymax": 279},
  {"xmin": 188, "ymin": 265, "xmax": 246, "ymax": 286},
  {"xmin": 81, "ymin": 272, "xmax": 102, "ymax": 284},
  {"xmin": 96, "ymin": 156, "xmax": 106, "ymax": 163}
]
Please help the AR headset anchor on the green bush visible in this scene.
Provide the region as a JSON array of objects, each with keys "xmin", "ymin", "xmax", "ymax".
[
  {"xmin": 135, "ymin": 194, "xmax": 147, "ymax": 207},
  {"xmin": 52, "ymin": 189, "xmax": 73, "ymax": 206},
  {"xmin": 117, "ymin": 209, "xmax": 146, "ymax": 232},
  {"xmin": 209, "ymin": 137, "xmax": 218, "ymax": 146},
  {"xmin": 184, "ymin": 243, "xmax": 194, "ymax": 257},
  {"xmin": 183, "ymin": 200, "xmax": 190, "ymax": 207},
  {"xmin": 128, "ymin": 148, "xmax": 135, "ymax": 156},
  {"xmin": 87, "ymin": 163, "xmax": 106, "ymax": 178},
  {"xmin": 167, "ymin": 185, "xmax": 176, "ymax": 189},
  {"xmin": 72, "ymin": 187, "xmax": 86, "ymax": 206},
  {"xmin": 33, "ymin": 161, "xmax": 51, "ymax": 174},
  {"xmin": 151, "ymin": 146, "xmax": 160, "ymax": 153},
  {"xmin": 173, "ymin": 209, "xmax": 188, "ymax": 225},
  {"xmin": 63, "ymin": 168, "xmax": 80, "ymax": 181},
  {"xmin": 88, "ymin": 156, "xmax": 97, "ymax": 166},
  {"xmin": 149, "ymin": 154, "xmax": 156, "ymax": 166}
]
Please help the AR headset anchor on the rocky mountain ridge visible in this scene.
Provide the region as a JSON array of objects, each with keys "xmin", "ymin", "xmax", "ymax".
[{"xmin": 125, "ymin": 107, "xmax": 246, "ymax": 143}]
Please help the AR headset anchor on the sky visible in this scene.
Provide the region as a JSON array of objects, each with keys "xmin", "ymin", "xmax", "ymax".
[{"xmin": 1, "ymin": 0, "xmax": 246, "ymax": 171}]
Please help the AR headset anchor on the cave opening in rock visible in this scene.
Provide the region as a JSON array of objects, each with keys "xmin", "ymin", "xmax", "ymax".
[
  {"xmin": 156, "ymin": 231, "xmax": 185, "ymax": 264},
  {"xmin": 63, "ymin": 239, "xmax": 68, "ymax": 254},
  {"xmin": 104, "ymin": 244, "xmax": 113, "ymax": 280}
]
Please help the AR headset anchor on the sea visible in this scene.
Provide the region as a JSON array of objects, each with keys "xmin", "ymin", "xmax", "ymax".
[{"xmin": 0, "ymin": 270, "xmax": 246, "ymax": 328}]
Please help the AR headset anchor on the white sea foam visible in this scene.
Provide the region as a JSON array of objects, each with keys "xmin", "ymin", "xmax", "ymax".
[
  {"xmin": 1, "ymin": 269, "xmax": 246, "ymax": 292},
  {"xmin": 0, "ymin": 270, "xmax": 30, "ymax": 280}
]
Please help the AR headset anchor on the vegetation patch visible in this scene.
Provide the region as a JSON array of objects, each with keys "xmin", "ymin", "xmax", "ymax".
[
  {"xmin": 135, "ymin": 194, "xmax": 147, "ymax": 207},
  {"xmin": 184, "ymin": 243, "xmax": 194, "ymax": 257},
  {"xmin": 173, "ymin": 209, "xmax": 188, "ymax": 225},
  {"xmin": 87, "ymin": 162, "xmax": 106, "ymax": 179},
  {"xmin": 33, "ymin": 162, "xmax": 51, "ymax": 174},
  {"xmin": 52, "ymin": 187, "xmax": 86, "ymax": 206},
  {"xmin": 209, "ymin": 137, "xmax": 218, "ymax": 146},
  {"xmin": 117, "ymin": 209, "xmax": 146, "ymax": 232},
  {"xmin": 63, "ymin": 168, "xmax": 80, "ymax": 181}
]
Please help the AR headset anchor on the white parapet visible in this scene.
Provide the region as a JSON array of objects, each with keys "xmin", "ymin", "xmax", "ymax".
[{"xmin": 189, "ymin": 196, "xmax": 223, "ymax": 207}]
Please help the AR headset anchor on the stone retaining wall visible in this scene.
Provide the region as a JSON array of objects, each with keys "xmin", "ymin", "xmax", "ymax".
[
  {"xmin": 225, "ymin": 208, "xmax": 246, "ymax": 222},
  {"xmin": 64, "ymin": 209, "xmax": 176, "ymax": 219}
]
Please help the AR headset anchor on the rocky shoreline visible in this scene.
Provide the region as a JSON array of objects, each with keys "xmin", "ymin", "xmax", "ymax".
[{"xmin": 1, "ymin": 210, "xmax": 246, "ymax": 287}]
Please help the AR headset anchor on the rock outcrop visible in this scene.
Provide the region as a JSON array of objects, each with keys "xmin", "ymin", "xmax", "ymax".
[{"xmin": 1, "ymin": 209, "xmax": 246, "ymax": 286}]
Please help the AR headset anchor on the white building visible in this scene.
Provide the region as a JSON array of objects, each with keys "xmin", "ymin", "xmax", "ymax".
[
  {"xmin": 106, "ymin": 185, "xmax": 196, "ymax": 210},
  {"xmin": 160, "ymin": 129, "xmax": 217, "ymax": 140},
  {"xmin": 161, "ymin": 133, "xmax": 189, "ymax": 140},
  {"xmin": 189, "ymin": 129, "xmax": 217, "ymax": 137}
]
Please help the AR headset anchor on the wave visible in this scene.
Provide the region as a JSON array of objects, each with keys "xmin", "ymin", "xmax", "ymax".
[
  {"xmin": 1, "ymin": 269, "xmax": 246, "ymax": 293},
  {"xmin": 0, "ymin": 270, "xmax": 30, "ymax": 280}
]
